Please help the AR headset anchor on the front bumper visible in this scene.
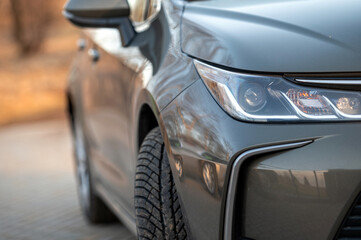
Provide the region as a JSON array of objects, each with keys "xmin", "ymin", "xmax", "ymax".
[{"xmin": 161, "ymin": 79, "xmax": 361, "ymax": 240}]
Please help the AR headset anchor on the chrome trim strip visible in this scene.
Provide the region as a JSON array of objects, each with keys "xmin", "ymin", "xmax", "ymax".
[
  {"xmin": 295, "ymin": 79, "xmax": 361, "ymax": 85},
  {"xmin": 224, "ymin": 140, "xmax": 313, "ymax": 240}
]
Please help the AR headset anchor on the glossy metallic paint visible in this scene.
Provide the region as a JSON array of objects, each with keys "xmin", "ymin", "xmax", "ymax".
[
  {"xmin": 181, "ymin": 0, "xmax": 361, "ymax": 73},
  {"xmin": 66, "ymin": 0, "xmax": 361, "ymax": 239},
  {"xmin": 67, "ymin": 0, "xmax": 199, "ymax": 233},
  {"xmin": 224, "ymin": 140, "xmax": 313, "ymax": 240},
  {"xmin": 244, "ymin": 147, "xmax": 361, "ymax": 240},
  {"xmin": 161, "ymin": 80, "xmax": 361, "ymax": 239}
]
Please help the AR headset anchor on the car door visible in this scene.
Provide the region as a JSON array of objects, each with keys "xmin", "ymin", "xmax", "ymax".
[
  {"xmin": 83, "ymin": 28, "xmax": 145, "ymax": 215},
  {"xmin": 74, "ymin": 0, "xmax": 165, "ymax": 218}
]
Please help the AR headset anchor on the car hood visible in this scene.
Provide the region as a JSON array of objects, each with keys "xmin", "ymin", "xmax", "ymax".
[{"xmin": 181, "ymin": 0, "xmax": 361, "ymax": 73}]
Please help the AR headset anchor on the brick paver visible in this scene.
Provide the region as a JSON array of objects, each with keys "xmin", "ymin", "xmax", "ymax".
[{"xmin": 0, "ymin": 119, "xmax": 136, "ymax": 240}]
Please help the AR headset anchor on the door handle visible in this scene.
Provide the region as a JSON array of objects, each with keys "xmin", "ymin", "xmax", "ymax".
[{"xmin": 88, "ymin": 48, "xmax": 100, "ymax": 62}]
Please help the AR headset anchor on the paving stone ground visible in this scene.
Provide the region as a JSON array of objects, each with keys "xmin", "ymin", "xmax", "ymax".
[{"xmin": 0, "ymin": 119, "xmax": 136, "ymax": 240}]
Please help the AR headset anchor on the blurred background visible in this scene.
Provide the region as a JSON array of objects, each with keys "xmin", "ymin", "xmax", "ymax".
[
  {"xmin": 0, "ymin": 1, "xmax": 134, "ymax": 239},
  {"xmin": 0, "ymin": 0, "xmax": 76, "ymax": 125}
]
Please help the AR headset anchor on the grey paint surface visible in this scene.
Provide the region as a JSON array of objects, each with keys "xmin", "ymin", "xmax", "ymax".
[
  {"xmin": 161, "ymin": 79, "xmax": 361, "ymax": 239},
  {"xmin": 223, "ymin": 140, "xmax": 314, "ymax": 240},
  {"xmin": 67, "ymin": 0, "xmax": 198, "ymax": 234},
  {"xmin": 245, "ymin": 142, "xmax": 361, "ymax": 240},
  {"xmin": 65, "ymin": 0, "xmax": 361, "ymax": 239},
  {"xmin": 182, "ymin": 0, "xmax": 361, "ymax": 73}
]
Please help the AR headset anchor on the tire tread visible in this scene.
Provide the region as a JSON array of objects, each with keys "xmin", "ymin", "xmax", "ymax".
[{"xmin": 135, "ymin": 127, "xmax": 188, "ymax": 240}]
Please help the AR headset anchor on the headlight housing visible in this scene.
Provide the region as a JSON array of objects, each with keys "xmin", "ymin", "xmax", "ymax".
[{"xmin": 194, "ymin": 60, "xmax": 361, "ymax": 122}]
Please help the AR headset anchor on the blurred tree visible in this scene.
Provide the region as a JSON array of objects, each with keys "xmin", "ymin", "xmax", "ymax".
[{"xmin": 10, "ymin": 0, "xmax": 54, "ymax": 55}]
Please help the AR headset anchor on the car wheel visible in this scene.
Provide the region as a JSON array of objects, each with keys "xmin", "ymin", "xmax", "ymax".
[
  {"xmin": 74, "ymin": 119, "xmax": 117, "ymax": 223},
  {"xmin": 135, "ymin": 127, "xmax": 189, "ymax": 239}
]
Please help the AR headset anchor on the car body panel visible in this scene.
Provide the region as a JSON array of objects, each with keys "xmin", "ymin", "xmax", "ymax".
[
  {"xmin": 67, "ymin": 0, "xmax": 199, "ymax": 229},
  {"xmin": 65, "ymin": 0, "xmax": 361, "ymax": 239},
  {"xmin": 161, "ymin": 79, "xmax": 361, "ymax": 239},
  {"xmin": 245, "ymin": 145, "xmax": 361, "ymax": 240},
  {"xmin": 182, "ymin": 0, "xmax": 361, "ymax": 73}
]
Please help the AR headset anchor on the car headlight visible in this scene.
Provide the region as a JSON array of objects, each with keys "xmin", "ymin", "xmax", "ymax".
[{"xmin": 194, "ymin": 60, "xmax": 361, "ymax": 122}]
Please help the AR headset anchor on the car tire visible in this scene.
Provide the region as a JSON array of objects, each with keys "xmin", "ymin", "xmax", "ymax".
[
  {"xmin": 74, "ymin": 119, "xmax": 117, "ymax": 224},
  {"xmin": 135, "ymin": 127, "xmax": 189, "ymax": 239}
]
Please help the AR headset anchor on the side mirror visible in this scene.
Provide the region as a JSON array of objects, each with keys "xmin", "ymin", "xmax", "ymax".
[
  {"xmin": 63, "ymin": 0, "xmax": 162, "ymax": 46},
  {"xmin": 64, "ymin": 0, "xmax": 130, "ymax": 28},
  {"xmin": 128, "ymin": 0, "xmax": 161, "ymax": 32},
  {"xmin": 63, "ymin": 0, "xmax": 135, "ymax": 46}
]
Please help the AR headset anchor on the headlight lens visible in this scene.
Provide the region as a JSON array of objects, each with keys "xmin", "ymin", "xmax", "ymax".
[{"xmin": 194, "ymin": 60, "xmax": 361, "ymax": 122}]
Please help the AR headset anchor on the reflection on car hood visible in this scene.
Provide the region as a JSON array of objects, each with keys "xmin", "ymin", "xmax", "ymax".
[{"xmin": 181, "ymin": 0, "xmax": 361, "ymax": 73}]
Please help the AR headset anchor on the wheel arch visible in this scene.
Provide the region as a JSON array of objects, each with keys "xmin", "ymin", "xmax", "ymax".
[
  {"xmin": 137, "ymin": 103, "xmax": 159, "ymax": 149},
  {"xmin": 66, "ymin": 90, "xmax": 75, "ymax": 134},
  {"xmin": 135, "ymin": 87, "xmax": 179, "ymax": 158},
  {"xmin": 135, "ymin": 88, "xmax": 194, "ymax": 234}
]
